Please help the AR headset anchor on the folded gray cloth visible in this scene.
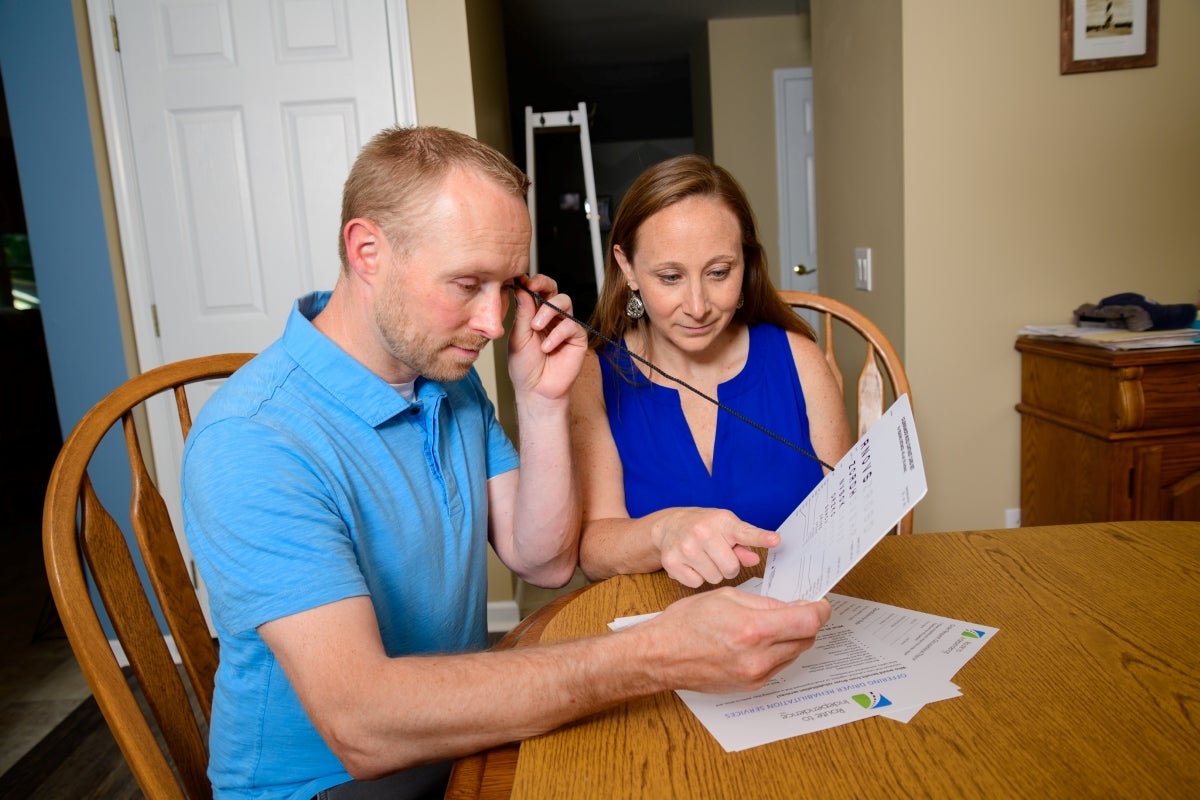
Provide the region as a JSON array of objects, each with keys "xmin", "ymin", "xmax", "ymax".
[
  {"xmin": 1073, "ymin": 292, "xmax": 1198, "ymax": 331},
  {"xmin": 1072, "ymin": 302, "xmax": 1153, "ymax": 331}
]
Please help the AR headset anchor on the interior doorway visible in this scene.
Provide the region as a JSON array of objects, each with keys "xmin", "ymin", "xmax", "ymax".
[
  {"xmin": 0, "ymin": 64, "xmax": 82, "ymax": 775},
  {"xmin": 0, "ymin": 65, "xmax": 62, "ymax": 629}
]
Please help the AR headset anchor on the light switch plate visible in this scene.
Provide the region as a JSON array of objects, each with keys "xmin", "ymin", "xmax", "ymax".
[{"xmin": 855, "ymin": 247, "xmax": 872, "ymax": 291}]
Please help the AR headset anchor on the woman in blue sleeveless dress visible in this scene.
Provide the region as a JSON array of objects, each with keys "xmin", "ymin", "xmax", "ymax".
[{"xmin": 570, "ymin": 155, "xmax": 852, "ymax": 588}]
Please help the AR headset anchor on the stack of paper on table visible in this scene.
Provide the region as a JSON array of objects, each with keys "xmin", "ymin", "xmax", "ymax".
[
  {"xmin": 1019, "ymin": 323, "xmax": 1200, "ymax": 350},
  {"xmin": 610, "ymin": 395, "xmax": 999, "ymax": 752}
]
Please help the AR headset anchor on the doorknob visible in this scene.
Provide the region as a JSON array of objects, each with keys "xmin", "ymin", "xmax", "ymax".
[{"xmin": 793, "ymin": 264, "xmax": 816, "ymax": 275}]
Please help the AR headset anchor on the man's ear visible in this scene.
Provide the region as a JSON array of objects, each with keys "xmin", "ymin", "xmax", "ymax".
[{"xmin": 343, "ymin": 218, "xmax": 386, "ymax": 283}]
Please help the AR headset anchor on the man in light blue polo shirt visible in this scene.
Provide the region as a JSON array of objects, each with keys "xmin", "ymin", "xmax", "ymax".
[{"xmin": 182, "ymin": 126, "xmax": 832, "ymax": 800}]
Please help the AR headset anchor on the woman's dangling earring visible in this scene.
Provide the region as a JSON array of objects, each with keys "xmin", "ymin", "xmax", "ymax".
[
  {"xmin": 736, "ymin": 292, "xmax": 745, "ymax": 309},
  {"xmin": 625, "ymin": 289, "xmax": 645, "ymax": 319}
]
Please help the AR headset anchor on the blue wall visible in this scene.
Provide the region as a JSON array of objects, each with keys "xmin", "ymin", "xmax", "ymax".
[
  {"xmin": 0, "ymin": 2, "xmax": 131, "ymax": 430},
  {"xmin": 1, "ymin": 1, "xmax": 137, "ymax": 630}
]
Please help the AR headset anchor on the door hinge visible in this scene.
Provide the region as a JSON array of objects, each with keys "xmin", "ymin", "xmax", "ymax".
[
  {"xmin": 151, "ymin": 304, "xmax": 161, "ymax": 337},
  {"xmin": 110, "ymin": 14, "xmax": 120, "ymax": 52},
  {"xmin": 190, "ymin": 560, "xmax": 199, "ymax": 588}
]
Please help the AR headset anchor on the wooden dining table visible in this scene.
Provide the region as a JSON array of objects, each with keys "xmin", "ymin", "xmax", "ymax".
[{"xmin": 446, "ymin": 521, "xmax": 1200, "ymax": 799}]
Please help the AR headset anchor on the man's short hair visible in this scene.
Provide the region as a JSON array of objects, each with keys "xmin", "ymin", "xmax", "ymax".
[{"xmin": 338, "ymin": 126, "xmax": 530, "ymax": 271}]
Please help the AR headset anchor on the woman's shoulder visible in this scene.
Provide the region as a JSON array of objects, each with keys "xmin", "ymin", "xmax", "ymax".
[
  {"xmin": 748, "ymin": 319, "xmax": 807, "ymax": 355},
  {"xmin": 748, "ymin": 319, "xmax": 797, "ymax": 338},
  {"xmin": 594, "ymin": 335, "xmax": 655, "ymax": 389},
  {"xmin": 744, "ymin": 318, "xmax": 827, "ymax": 375},
  {"xmin": 595, "ymin": 331, "xmax": 630, "ymax": 359},
  {"xmin": 780, "ymin": 325, "xmax": 843, "ymax": 390},
  {"xmin": 786, "ymin": 328, "xmax": 827, "ymax": 366}
]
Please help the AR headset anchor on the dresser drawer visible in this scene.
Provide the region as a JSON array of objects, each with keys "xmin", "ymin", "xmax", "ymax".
[
  {"xmin": 1128, "ymin": 361, "xmax": 1200, "ymax": 430},
  {"xmin": 1017, "ymin": 339, "xmax": 1200, "ymax": 434}
]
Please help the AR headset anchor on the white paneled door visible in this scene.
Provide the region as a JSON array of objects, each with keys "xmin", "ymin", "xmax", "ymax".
[
  {"xmin": 88, "ymin": 0, "xmax": 415, "ymax": 623},
  {"xmin": 103, "ymin": 0, "xmax": 413, "ymax": 360}
]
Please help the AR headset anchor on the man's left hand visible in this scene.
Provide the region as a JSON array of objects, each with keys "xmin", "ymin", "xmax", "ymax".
[{"xmin": 507, "ymin": 274, "xmax": 587, "ymax": 402}]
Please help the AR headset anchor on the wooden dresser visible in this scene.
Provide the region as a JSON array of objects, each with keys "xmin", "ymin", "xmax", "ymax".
[{"xmin": 1016, "ymin": 336, "xmax": 1200, "ymax": 525}]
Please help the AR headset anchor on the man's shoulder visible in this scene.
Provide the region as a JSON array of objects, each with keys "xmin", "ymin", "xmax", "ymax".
[
  {"xmin": 202, "ymin": 342, "xmax": 297, "ymax": 414},
  {"xmin": 181, "ymin": 342, "xmax": 327, "ymax": 487},
  {"xmin": 187, "ymin": 340, "xmax": 320, "ymax": 451}
]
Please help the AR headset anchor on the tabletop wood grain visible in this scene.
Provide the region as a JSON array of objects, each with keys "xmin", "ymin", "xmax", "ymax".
[{"xmin": 447, "ymin": 522, "xmax": 1200, "ymax": 799}]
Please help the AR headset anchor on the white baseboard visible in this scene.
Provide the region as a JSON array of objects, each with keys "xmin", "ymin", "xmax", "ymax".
[{"xmin": 487, "ymin": 600, "xmax": 520, "ymax": 634}]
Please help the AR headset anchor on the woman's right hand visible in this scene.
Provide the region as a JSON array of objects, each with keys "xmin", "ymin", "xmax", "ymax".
[{"xmin": 649, "ymin": 507, "xmax": 781, "ymax": 588}]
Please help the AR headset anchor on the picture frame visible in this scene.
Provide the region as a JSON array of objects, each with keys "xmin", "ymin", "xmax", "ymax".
[{"xmin": 1060, "ymin": 0, "xmax": 1159, "ymax": 74}]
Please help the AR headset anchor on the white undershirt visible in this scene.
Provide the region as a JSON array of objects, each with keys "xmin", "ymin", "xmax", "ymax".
[{"xmin": 390, "ymin": 380, "xmax": 417, "ymax": 402}]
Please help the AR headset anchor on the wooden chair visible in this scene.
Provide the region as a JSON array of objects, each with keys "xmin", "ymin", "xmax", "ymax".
[
  {"xmin": 42, "ymin": 353, "xmax": 253, "ymax": 800},
  {"xmin": 779, "ymin": 290, "xmax": 914, "ymax": 535}
]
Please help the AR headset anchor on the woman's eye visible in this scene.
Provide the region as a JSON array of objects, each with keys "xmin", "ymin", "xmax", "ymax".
[{"xmin": 659, "ymin": 273, "xmax": 681, "ymax": 285}]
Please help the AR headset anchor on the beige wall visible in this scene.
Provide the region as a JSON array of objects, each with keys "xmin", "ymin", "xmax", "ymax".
[
  {"xmin": 810, "ymin": 2, "xmax": 905, "ymax": 354},
  {"xmin": 407, "ymin": 0, "xmax": 476, "ymax": 133},
  {"xmin": 813, "ymin": 0, "xmax": 1200, "ymax": 531},
  {"xmin": 709, "ymin": 15, "xmax": 812, "ymax": 277},
  {"xmin": 809, "ymin": 2, "xmax": 906, "ymax": 435},
  {"xmin": 465, "ymin": 0, "xmax": 514, "ymax": 158}
]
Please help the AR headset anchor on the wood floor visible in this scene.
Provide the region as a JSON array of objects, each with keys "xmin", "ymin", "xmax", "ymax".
[{"xmin": 0, "ymin": 691, "xmax": 138, "ymax": 799}]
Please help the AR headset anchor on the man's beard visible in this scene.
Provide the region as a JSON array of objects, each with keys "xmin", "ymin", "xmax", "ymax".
[{"xmin": 374, "ymin": 279, "xmax": 489, "ymax": 382}]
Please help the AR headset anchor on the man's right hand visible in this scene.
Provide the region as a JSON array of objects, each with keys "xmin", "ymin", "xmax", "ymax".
[{"xmin": 635, "ymin": 587, "xmax": 831, "ymax": 694}]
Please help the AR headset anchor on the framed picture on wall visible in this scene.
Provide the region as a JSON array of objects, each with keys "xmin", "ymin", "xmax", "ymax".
[{"xmin": 1060, "ymin": 0, "xmax": 1159, "ymax": 74}]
